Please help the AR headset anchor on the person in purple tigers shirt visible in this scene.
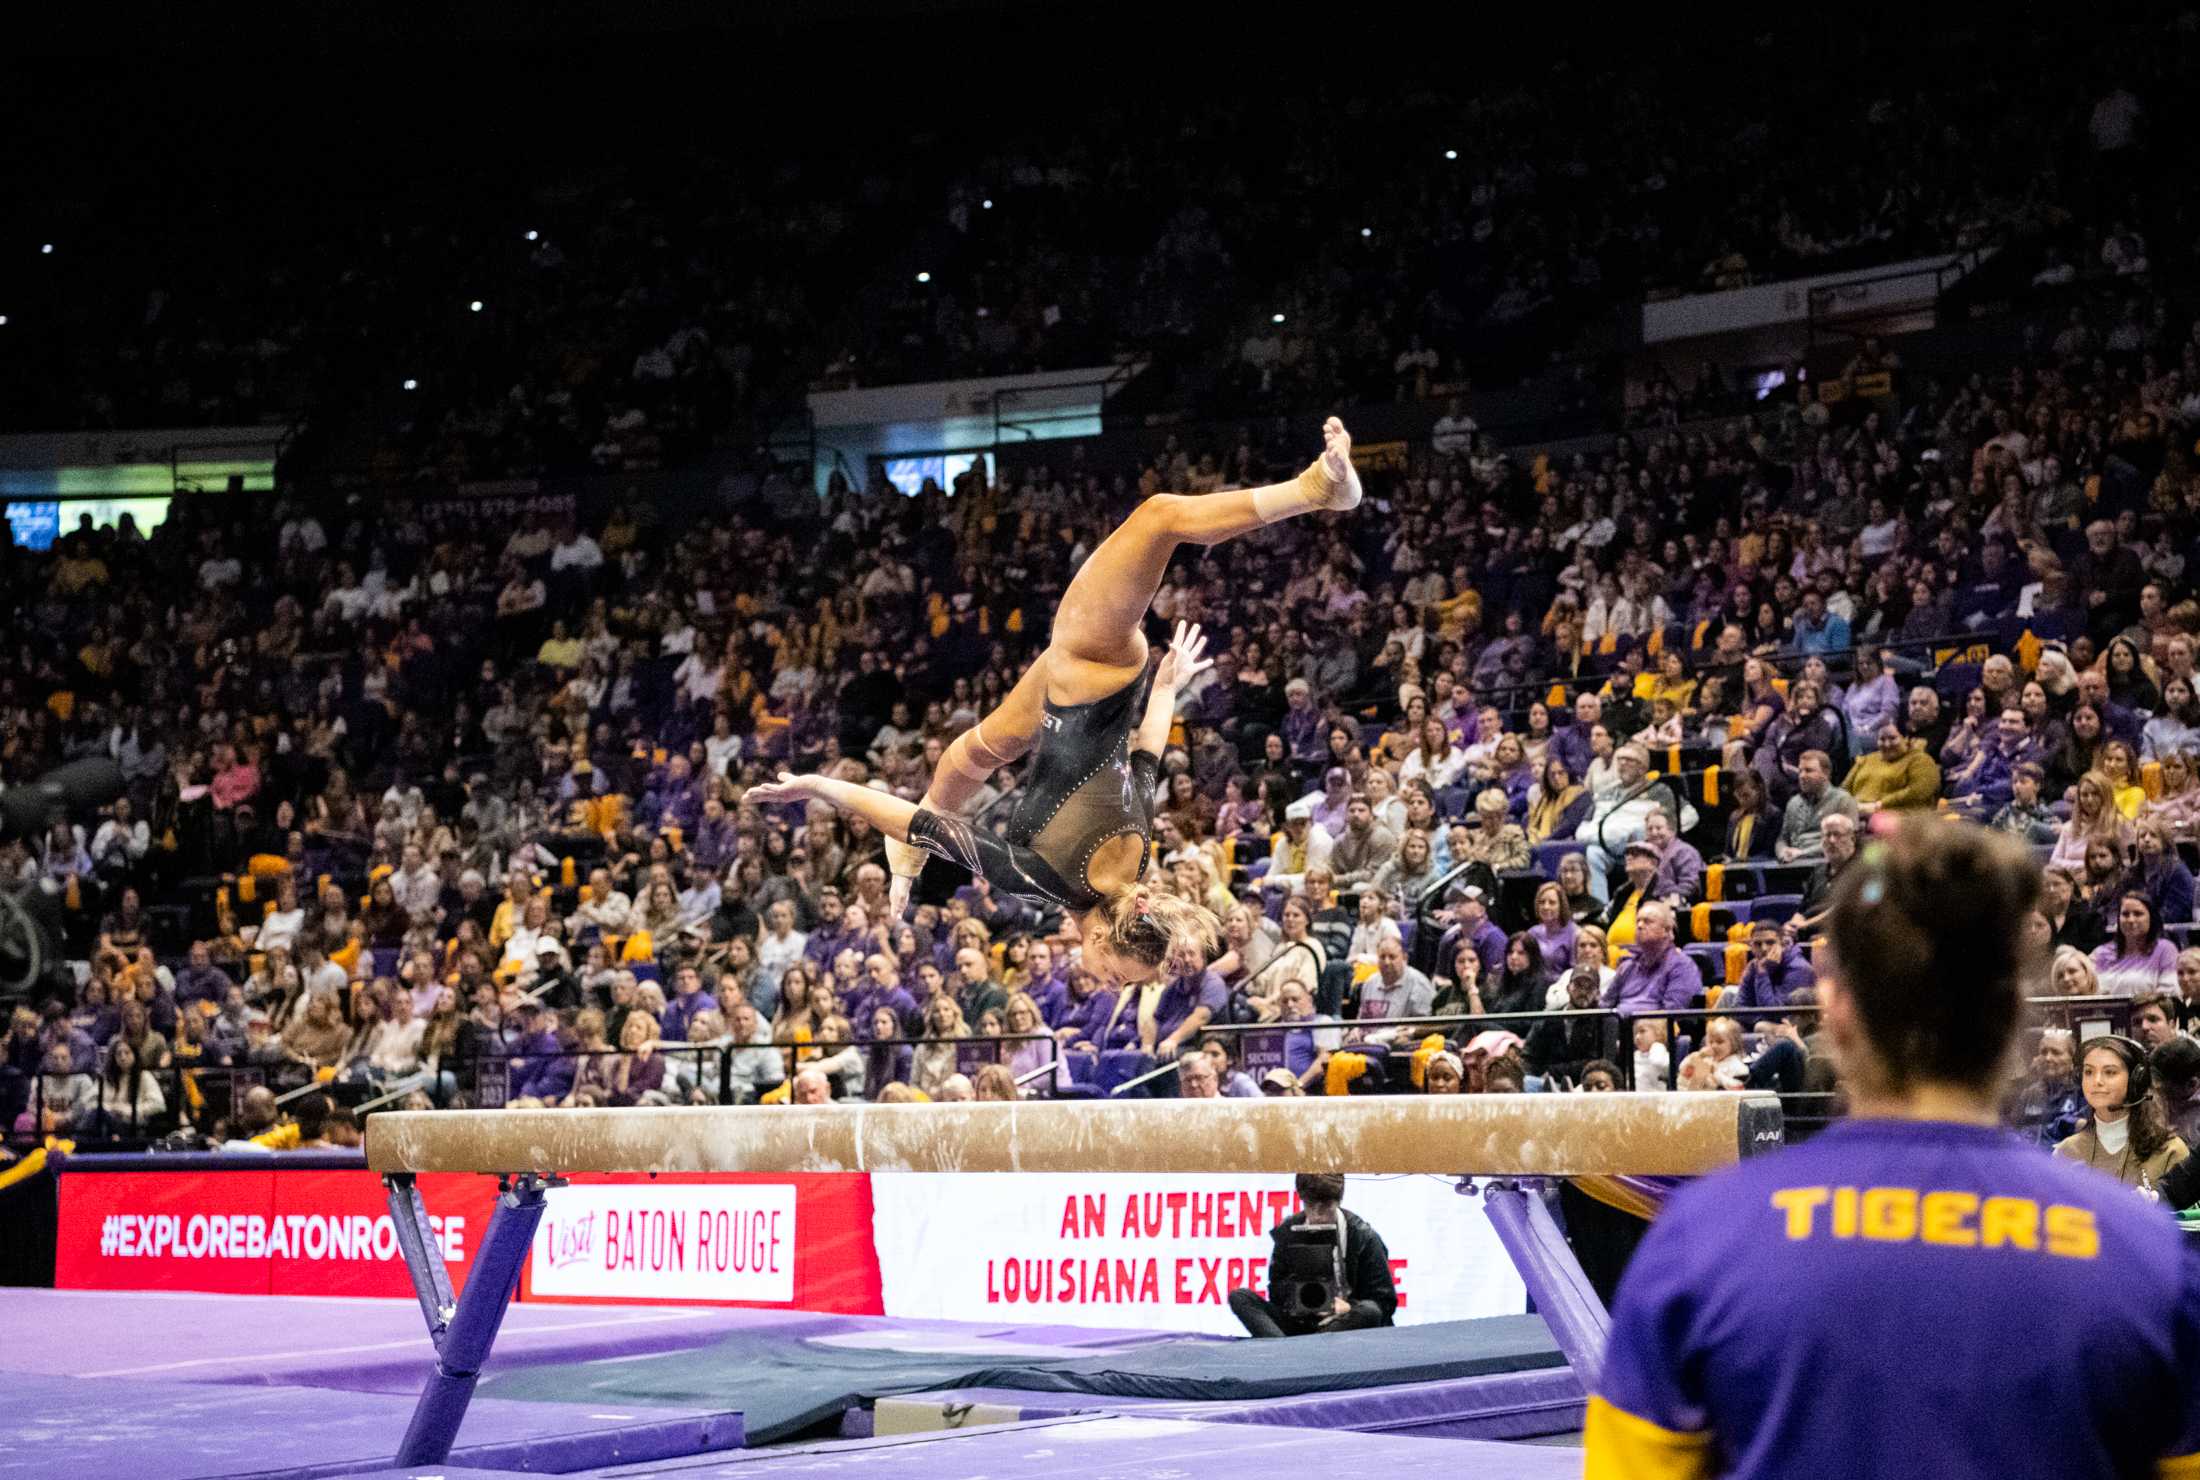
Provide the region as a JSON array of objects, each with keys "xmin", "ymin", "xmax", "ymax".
[
  {"xmin": 1147, "ymin": 941, "xmax": 1228, "ymax": 1060},
  {"xmin": 1590, "ymin": 817, "xmax": 2200, "ymax": 1480},
  {"xmin": 1600, "ymin": 901, "xmax": 1700, "ymax": 1015}
]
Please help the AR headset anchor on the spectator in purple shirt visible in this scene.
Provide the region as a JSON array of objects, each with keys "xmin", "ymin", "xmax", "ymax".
[
  {"xmin": 1728, "ymin": 920, "xmax": 1815, "ymax": 1009},
  {"xmin": 1642, "ymin": 808, "xmax": 1705, "ymax": 908},
  {"xmin": 1197, "ymin": 1033, "xmax": 1262, "ymax": 1097},
  {"xmin": 688, "ymin": 796, "xmax": 739, "ymax": 874},
  {"xmin": 506, "ymin": 1002, "xmax": 575, "ymax": 1101},
  {"xmin": 1279, "ymin": 678, "xmax": 1328, "ymax": 768},
  {"xmin": 1549, "ymin": 692, "xmax": 1601, "ymax": 783},
  {"xmin": 802, "ymin": 888, "xmax": 860, "ymax": 969},
  {"xmin": 1602, "ymin": 902, "xmax": 1701, "ymax": 1015},
  {"xmin": 1438, "ymin": 886, "xmax": 1509, "ymax": 982},
  {"xmin": 1021, "ymin": 940, "xmax": 1069, "ymax": 1026},
  {"xmin": 172, "ymin": 941, "xmax": 236, "ymax": 1010},
  {"xmin": 656, "ymin": 964, "xmax": 712, "ymax": 1043},
  {"xmin": 852, "ymin": 953, "xmax": 919, "ymax": 1037},
  {"xmin": 1150, "ymin": 944, "xmax": 1229, "ymax": 1059},
  {"xmin": 43, "ymin": 1004, "xmax": 102, "ymax": 1073},
  {"xmin": 1052, "ymin": 967, "xmax": 1120, "ymax": 1052}
]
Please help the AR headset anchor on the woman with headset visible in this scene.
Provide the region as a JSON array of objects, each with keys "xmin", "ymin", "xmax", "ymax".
[
  {"xmin": 1587, "ymin": 815, "xmax": 2200, "ymax": 1480},
  {"xmin": 2056, "ymin": 1034, "xmax": 2188, "ymax": 1189}
]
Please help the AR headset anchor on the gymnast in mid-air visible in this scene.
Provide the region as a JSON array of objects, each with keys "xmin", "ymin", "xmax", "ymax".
[{"xmin": 748, "ymin": 417, "xmax": 1363, "ymax": 988}]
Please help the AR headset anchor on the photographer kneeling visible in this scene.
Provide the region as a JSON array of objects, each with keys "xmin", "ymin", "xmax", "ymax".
[{"xmin": 1227, "ymin": 1172, "xmax": 1396, "ymax": 1338}]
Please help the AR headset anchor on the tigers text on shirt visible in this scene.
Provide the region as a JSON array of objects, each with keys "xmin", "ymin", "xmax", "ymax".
[{"xmin": 1588, "ymin": 1117, "xmax": 2200, "ymax": 1480}]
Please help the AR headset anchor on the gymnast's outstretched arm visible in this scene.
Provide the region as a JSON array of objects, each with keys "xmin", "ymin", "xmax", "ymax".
[
  {"xmin": 1130, "ymin": 621, "xmax": 1215, "ymax": 761},
  {"xmin": 747, "ymin": 773, "xmax": 918, "ymax": 843}
]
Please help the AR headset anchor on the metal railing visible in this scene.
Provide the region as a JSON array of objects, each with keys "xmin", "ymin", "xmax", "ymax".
[{"xmin": 12, "ymin": 993, "xmax": 2152, "ymax": 1152}]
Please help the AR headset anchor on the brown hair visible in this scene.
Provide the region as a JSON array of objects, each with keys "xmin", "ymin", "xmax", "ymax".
[
  {"xmin": 1099, "ymin": 887, "xmax": 1219, "ymax": 973},
  {"xmin": 1295, "ymin": 1172, "xmax": 1346, "ymax": 1205},
  {"xmin": 1825, "ymin": 817, "xmax": 2041, "ymax": 1095}
]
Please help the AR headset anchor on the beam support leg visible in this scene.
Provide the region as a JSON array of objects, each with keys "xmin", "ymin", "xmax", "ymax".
[
  {"xmin": 391, "ymin": 1173, "xmax": 552, "ymax": 1466},
  {"xmin": 1480, "ymin": 1178, "xmax": 1611, "ymax": 1387}
]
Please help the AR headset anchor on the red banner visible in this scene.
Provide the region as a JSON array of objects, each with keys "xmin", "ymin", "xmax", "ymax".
[{"xmin": 54, "ymin": 1170, "xmax": 497, "ymax": 1298}]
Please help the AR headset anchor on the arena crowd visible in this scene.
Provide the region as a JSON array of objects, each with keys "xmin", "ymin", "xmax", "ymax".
[{"xmin": 2, "ymin": 17, "xmax": 2199, "ymax": 1208}]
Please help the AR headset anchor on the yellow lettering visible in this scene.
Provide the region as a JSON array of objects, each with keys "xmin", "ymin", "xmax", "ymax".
[
  {"xmin": 1919, "ymin": 1191, "xmax": 1978, "ymax": 1248},
  {"xmin": 1830, "ymin": 1186, "xmax": 1859, "ymax": 1238},
  {"xmin": 1978, "ymin": 1197, "xmax": 2039, "ymax": 1251},
  {"xmin": 1771, "ymin": 1187, "xmax": 1828, "ymax": 1240},
  {"xmin": 2044, "ymin": 1204, "xmax": 2099, "ymax": 1260},
  {"xmin": 1861, "ymin": 1187, "xmax": 1918, "ymax": 1241}
]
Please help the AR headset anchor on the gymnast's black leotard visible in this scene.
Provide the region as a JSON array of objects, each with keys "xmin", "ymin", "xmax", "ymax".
[{"xmin": 905, "ymin": 670, "xmax": 1159, "ymax": 912}]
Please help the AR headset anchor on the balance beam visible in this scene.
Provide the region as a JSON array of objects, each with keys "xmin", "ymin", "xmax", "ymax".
[{"xmin": 365, "ymin": 1092, "xmax": 1782, "ymax": 1179}]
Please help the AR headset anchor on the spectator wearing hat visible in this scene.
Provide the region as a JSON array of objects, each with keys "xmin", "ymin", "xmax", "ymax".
[
  {"xmin": 1259, "ymin": 1066, "xmax": 1304, "ymax": 1096},
  {"xmin": 1438, "ymin": 884, "xmax": 1508, "ymax": 982},
  {"xmin": 1262, "ymin": 797, "xmax": 1335, "ymax": 896}
]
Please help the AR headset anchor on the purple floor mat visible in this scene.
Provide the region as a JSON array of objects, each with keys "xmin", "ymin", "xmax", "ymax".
[
  {"xmin": 0, "ymin": 1373, "xmax": 740, "ymax": 1480},
  {"xmin": 575, "ymin": 1415, "xmax": 1585, "ymax": 1478},
  {"xmin": 871, "ymin": 1365, "xmax": 1585, "ymax": 1442},
  {"xmin": 0, "ymin": 1289, "xmax": 1182, "ymax": 1393}
]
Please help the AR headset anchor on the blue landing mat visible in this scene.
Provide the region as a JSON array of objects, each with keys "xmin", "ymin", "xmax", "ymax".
[
  {"xmin": 0, "ymin": 1374, "xmax": 741, "ymax": 1480},
  {"xmin": 481, "ymin": 1314, "xmax": 1564, "ymax": 1445}
]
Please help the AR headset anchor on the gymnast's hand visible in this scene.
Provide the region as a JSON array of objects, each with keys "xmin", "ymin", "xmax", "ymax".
[
  {"xmin": 745, "ymin": 771, "xmax": 822, "ymax": 805},
  {"xmin": 1153, "ymin": 621, "xmax": 1214, "ymax": 693}
]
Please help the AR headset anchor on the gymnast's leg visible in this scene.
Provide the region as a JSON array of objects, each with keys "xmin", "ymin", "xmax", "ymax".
[
  {"xmin": 1050, "ymin": 418, "xmax": 1362, "ymax": 688},
  {"xmin": 880, "ymin": 658, "xmax": 1051, "ymax": 911}
]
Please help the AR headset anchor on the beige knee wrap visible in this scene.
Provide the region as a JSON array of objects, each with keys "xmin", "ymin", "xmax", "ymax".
[{"xmin": 947, "ymin": 721, "xmax": 1017, "ymax": 784}]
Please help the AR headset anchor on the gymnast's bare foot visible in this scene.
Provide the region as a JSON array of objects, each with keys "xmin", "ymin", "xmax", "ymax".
[{"xmin": 1314, "ymin": 416, "xmax": 1363, "ymax": 510}]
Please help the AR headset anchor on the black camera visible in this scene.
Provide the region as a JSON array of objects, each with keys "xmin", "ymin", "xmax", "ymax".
[{"xmin": 1272, "ymin": 1224, "xmax": 1343, "ymax": 1319}]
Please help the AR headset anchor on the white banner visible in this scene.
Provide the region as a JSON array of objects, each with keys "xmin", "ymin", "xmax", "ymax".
[
  {"xmin": 869, "ymin": 1174, "xmax": 1524, "ymax": 1337},
  {"xmin": 529, "ymin": 1183, "xmax": 796, "ymax": 1302}
]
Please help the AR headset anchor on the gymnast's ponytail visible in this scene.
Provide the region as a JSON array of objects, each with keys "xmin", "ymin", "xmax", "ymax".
[
  {"xmin": 1823, "ymin": 815, "xmax": 2043, "ymax": 1096},
  {"xmin": 1101, "ymin": 886, "xmax": 1220, "ymax": 974}
]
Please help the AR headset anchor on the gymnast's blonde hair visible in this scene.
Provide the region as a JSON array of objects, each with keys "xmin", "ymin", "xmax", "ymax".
[{"xmin": 1096, "ymin": 887, "xmax": 1220, "ymax": 972}]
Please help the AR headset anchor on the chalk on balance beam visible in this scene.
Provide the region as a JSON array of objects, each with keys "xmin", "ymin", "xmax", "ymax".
[{"xmin": 364, "ymin": 1093, "xmax": 1783, "ymax": 1179}]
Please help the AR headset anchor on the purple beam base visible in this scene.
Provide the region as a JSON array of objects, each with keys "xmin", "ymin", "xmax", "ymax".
[
  {"xmin": 388, "ymin": 1172, "xmax": 552, "ymax": 1467},
  {"xmin": 1478, "ymin": 1178, "xmax": 1609, "ymax": 1388}
]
